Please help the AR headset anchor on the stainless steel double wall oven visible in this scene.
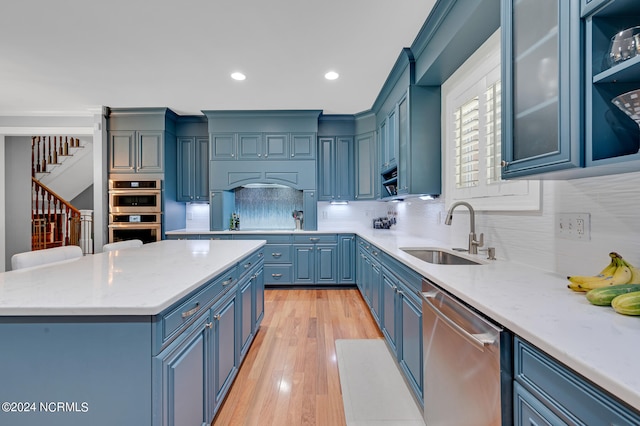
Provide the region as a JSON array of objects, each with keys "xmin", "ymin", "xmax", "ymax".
[{"xmin": 108, "ymin": 179, "xmax": 162, "ymax": 243}]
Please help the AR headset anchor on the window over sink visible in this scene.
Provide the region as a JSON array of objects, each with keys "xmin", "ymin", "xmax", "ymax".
[{"xmin": 443, "ymin": 30, "xmax": 540, "ymax": 211}]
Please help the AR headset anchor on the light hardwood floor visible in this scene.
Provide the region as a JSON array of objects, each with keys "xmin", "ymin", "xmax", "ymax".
[{"xmin": 213, "ymin": 288, "xmax": 383, "ymax": 426}]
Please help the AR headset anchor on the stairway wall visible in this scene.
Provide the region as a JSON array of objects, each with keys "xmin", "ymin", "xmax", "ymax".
[
  {"xmin": 5, "ymin": 137, "xmax": 31, "ymax": 269},
  {"xmin": 38, "ymin": 138, "xmax": 93, "ymax": 202}
]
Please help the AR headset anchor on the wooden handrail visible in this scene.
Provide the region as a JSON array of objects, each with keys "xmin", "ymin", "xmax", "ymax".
[{"xmin": 31, "ymin": 177, "xmax": 82, "ymax": 250}]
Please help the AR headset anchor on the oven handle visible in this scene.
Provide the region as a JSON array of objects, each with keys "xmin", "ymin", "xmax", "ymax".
[{"xmin": 422, "ymin": 291, "xmax": 496, "ymax": 352}]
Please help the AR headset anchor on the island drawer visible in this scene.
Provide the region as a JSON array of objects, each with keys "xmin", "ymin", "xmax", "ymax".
[
  {"xmin": 161, "ymin": 266, "xmax": 238, "ymax": 344},
  {"xmin": 238, "ymin": 249, "xmax": 264, "ymax": 279},
  {"xmin": 514, "ymin": 337, "xmax": 640, "ymax": 425},
  {"xmin": 264, "ymin": 265, "xmax": 293, "ymax": 284},
  {"xmin": 264, "ymin": 244, "xmax": 293, "ymax": 263},
  {"xmin": 293, "ymin": 234, "xmax": 337, "ymax": 244}
]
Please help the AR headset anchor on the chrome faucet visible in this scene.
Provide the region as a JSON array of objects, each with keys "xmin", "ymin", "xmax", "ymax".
[{"xmin": 444, "ymin": 201, "xmax": 484, "ymax": 254}]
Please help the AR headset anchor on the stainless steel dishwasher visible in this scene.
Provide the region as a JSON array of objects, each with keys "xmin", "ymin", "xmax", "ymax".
[{"xmin": 422, "ymin": 279, "xmax": 511, "ymax": 425}]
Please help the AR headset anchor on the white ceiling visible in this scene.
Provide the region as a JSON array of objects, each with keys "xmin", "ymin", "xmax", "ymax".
[{"xmin": 0, "ymin": 0, "xmax": 436, "ymax": 117}]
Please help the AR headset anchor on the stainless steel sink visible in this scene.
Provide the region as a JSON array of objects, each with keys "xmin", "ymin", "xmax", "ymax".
[{"xmin": 400, "ymin": 248, "xmax": 482, "ymax": 265}]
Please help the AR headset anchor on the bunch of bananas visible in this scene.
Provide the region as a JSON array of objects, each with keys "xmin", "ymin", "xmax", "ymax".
[{"xmin": 567, "ymin": 252, "xmax": 640, "ymax": 292}]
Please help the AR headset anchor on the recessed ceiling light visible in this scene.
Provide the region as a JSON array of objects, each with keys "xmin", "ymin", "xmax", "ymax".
[
  {"xmin": 231, "ymin": 72, "xmax": 246, "ymax": 81},
  {"xmin": 324, "ymin": 71, "xmax": 339, "ymax": 80}
]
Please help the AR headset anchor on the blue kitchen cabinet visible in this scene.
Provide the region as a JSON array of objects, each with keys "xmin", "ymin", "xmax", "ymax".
[
  {"xmin": 177, "ymin": 136, "xmax": 209, "ymax": 202},
  {"xmin": 253, "ymin": 266, "xmax": 265, "ymax": 330},
  {"xmin": 237, "ymin": 133, "xmax": 289, "ymax": 160},
  {"xmin": 355, "ymin": 131, "xmax": 377, "ymax": 200},
  {"xmin": 514, "ymin": 337, "xmax": 640, "ymax": 426},
  {"xmin": 381, "ymin": 267, "xmax": 399, "ymax": 356},
  {"xmin": 237, "ymin": 133, "xmax": 263, "ymax": 159},
  {"xmin": 302, "ymin": 190, "xmax": 317, "ymax": 231},
  {"xmin": 374, "ymin": 49, "xmax": 441, "ymax": 198},
  {"xmin": 212, "ymin": 131, "xmax": 315, "ymax": 161},
  {"xmin": 399, "ymin": 279, "xmax": 423, "ymax": 403},
  {"xmin": 291, "ymin": 133, "xmax": 316, "ymax": 159},
  {"xmin": 293, "ymin": 234, "xmax": 338, "ymax": 285},
  {"xmin": 501, "ymin": 0, "xmax": 583, "ymax": 178},
  {"xmin": 584, "ymin": 0, "xmax": 640, "ymax": 172},
  {"xmin": 210, "ymin": 133, "xmax": 237, "ymax": 160},
  {"xmin": 239, "ymin": 273, "xmax": 253, "ymax": 360},
  {"xmin": 379, "ymin": 112, "xmax": 397, "ymax": 171},
  {"xmin": 357, "ymin": 237, "xmax": 382, "ymax": 325},
  {"xmin": 318, "ymin": 136, "xmax": 354, "ymax": 201},
  {"xmin": 109, "ymin": 130, "xmax": 164, "ymax": 173},
  {"xmin": 338, "ymin": 234, "xmax": 356, "ymax": 283},
  {"xmin": 156, "ymin": 313, "xmax": 210, "ymax": 426},
  {"xmin": 210, "ymin": 288, "xmax": 238, "ymax": 413}
]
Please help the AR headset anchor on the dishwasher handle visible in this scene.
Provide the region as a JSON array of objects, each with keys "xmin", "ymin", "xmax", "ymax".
[{"xmin": 423, "ymin": 291, "xmax": 497, "ymax": 352}]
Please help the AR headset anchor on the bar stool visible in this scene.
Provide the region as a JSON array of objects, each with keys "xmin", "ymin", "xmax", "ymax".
[
  {"xmin": 11, "ymin": 245, "xmax": 83, "ymax": 270},
  {"xmin": 103, "ymin": 239, "xmax": 144, "ymax": 252}
]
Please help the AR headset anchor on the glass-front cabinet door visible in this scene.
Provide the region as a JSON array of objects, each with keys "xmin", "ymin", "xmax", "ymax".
[{"xmin": 501, "ymin": 0, "xmax": 582, "ymax": 178}]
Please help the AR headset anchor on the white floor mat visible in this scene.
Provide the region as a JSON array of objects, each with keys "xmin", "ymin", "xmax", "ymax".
[{"xmin": 335, "ymin": 339, "xmax": 424, "ymax": 426}]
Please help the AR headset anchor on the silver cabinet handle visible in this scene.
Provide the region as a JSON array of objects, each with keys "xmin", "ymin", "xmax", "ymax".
[
  {"xmin": 181, "ymin": 302, "xmax": 200, "ymax": 318},
  {"xmin": 271, "ymin": 273, "xmax": 283, "ymax": 278},
  {"xmin": 309, "ymin": 237, "xmax": 320, "ymax": 242},
  {"xmin": 272, "ymin": 253, "xmax": 282, "ymax": 258},
  {"xmin": 222, "ymin": 277, "xmax": 234, "ymax": 286},
  {"xmin": 244, "ymin": 262, "xmax": 251, "ymax": 269},
  {"xmin": 214, "ymin": 314, "xmax": 221, "ymax": 321},
  {"xmin": 205, "ymin": 322, "xmax": 213, "ymax": 329}
]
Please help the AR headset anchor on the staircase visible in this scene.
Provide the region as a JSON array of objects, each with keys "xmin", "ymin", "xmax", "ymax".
[{"xmin": 31, "ymin": 136, "xmax": 93, "ymax": 253}]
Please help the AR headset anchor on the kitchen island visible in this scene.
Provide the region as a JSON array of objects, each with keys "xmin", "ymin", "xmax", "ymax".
[
  {"xmin": 168, "ymin": 228, "xmax": 640, "ymax": 422},
  {"xmin": 0, "ymin": 239, "xmax": 266, "ymax": 426}
]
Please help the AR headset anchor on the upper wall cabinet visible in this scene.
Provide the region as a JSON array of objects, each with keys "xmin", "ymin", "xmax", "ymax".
[
  {"xmin": 205, "ymin": 110, "xmax": 321, "ymax": 165},
  {"xmin": 502, "ymin": 0, "xmax": 640, "ymax": 179},
  {"xmin": 318, "ymin": 136, "xmax": 354, "ymax": 201},
  {"xmin": 108, "ymin": 108, "xmax": 178, "ymax": 175},
  {"xmin": 373, "ymin": 49, "xmax": 441, "ymax": 199},
  {"xmin": 177, "ymin": 136, "xmax": 209, "ymax": 202},
  {"xmin": 584, "ymin": 0, "xmax": 640, "ymax": 172},
  {"xmin": 109, "ymin": 130, "xmax": 164, "ymax": 174},
  {"xmin": 501, "ymin": 0, "xmax": 583, "ymax": 179}
]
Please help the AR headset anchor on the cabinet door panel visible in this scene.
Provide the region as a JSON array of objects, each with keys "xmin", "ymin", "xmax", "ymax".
[
  {"xmin": 355, "ymin": 132, "xmax": 376, "ymax": 200},
  {"xmin": 291, "ymin": 133, "xmax": 315, "ymax": 159},
  {"xmin": 137, "ymin": 131, "xmax": 163, "ymax": 172},
  {"xmin": 318, "ymin": 137, "xmax": 335, "ymax": 201},
  {"xmin": 502, "ymin": 0, "xmax": 582, "ymax": 177},
  {"xmin": 177, "ymin": 137, "xmax": 194, "ymax": 201},
  {"xmin": 194, "ymin": 137, "xmax": 209, "ymax": 201},
  {"xmin": 211, "ymin": 134, "xmax": 236, "ymax": 160},
  {"xmin": 213, "ymin": 294, "xmax": 237, "ymax": 410},
  {"xmin": 316, "ymin": 244, "xmax": 337, "ymax": 284},
  {"xmin": 400, "ymin": 291, "xmax": 423, "ymax": 399},
  {"xmin": 335, "ymin": 137, "xmax": 354, "ymax": 200},
  {"xmin": 381, "ymin": 271, "xmax": 397, "ymax": 354},
  {"xmin": 264, "ymin": 134, "xmax": 289, "ymax": 159},
  {"xmin": 293, "ymin": 245, "xmax": 314, "ymax": 283},
  {"xmin": 238, "ymin": 133, "xmax": 262, "ymax": 159},
  {"xmin": 239, "ymin": 278, "xmax": 253, "ymax": 359},
  {"xmin": 110, "ymin": 131, "xmax": 136, "ymax": 172},
  {"xmin": 158, "ymin": 315, "xmax": 209, "ymax": 426}
]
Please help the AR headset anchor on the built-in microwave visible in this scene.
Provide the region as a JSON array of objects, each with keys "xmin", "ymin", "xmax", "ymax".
[{"xmin": 108, "ymin": 179, "xmax": 162, "ymax": 213}]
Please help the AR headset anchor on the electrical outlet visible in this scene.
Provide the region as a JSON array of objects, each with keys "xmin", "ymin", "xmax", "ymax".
[{"xmin": 557, "ymin": 213, "xmax": 591, "ymax": 240}]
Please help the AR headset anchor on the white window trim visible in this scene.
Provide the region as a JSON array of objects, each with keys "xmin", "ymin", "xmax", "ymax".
[{"xmin": 442, "ymin": 30, "xmax": 540, "ymax": 211}]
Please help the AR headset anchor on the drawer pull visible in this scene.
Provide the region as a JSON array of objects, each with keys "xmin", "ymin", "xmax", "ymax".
[
  {"xmin": 222, "ymin": 277, "xmax": 234, "ymax": 286},
  {"xmin": 205, "ymin": 322, "xmax": 213, "ymax": 329},
  {"xmin": 272, "ymin": 273, "xmax": 283, "ymax": 278},
  {"xmin": 309, "ymin": 237, "xmax": 320, "ymax": 242},
  {"xmin": 214, "ymin": 314, "xmax": 221, "ymax": 321},
  {"xmin": 271, "ymin": 252, "xmax": 282, "ymax": 258},
  {"xmin": 244, "ymin": 262, "xmax": 251, "ymax": 269},
  {"xmin": 258, "ymin": 252, "xmax": 263, "ymax": 257},
  {"xmin": 181, "ymin": 302, "xmax": 200, "ymax": 319}
]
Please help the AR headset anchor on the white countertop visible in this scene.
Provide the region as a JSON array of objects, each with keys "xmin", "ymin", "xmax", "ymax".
[
  {"xmin": 0, "ymin": 239, "xmax": 265, "ymax": 316},
  {"xmin": 168, "ymin": 227, "xmax": 640, "ymax": 411}
]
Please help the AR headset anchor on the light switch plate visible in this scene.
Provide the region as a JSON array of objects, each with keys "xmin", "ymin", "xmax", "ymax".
[{"xmin": 557, "ymin": 213, "xmax": 591, "ymax": 240}]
